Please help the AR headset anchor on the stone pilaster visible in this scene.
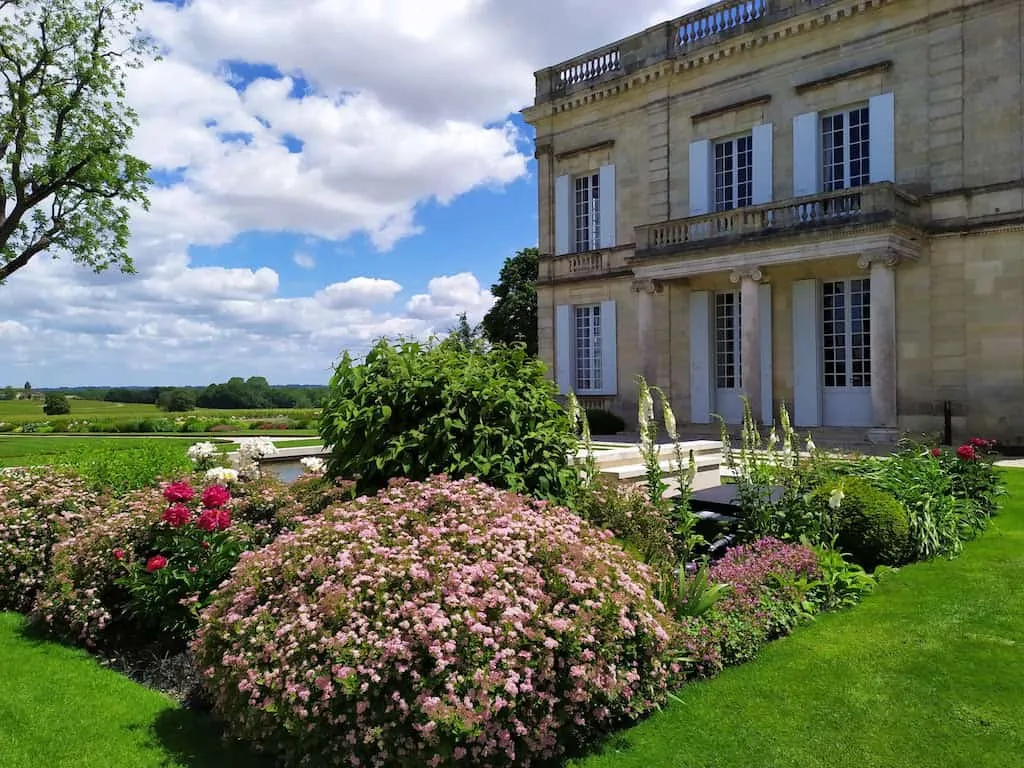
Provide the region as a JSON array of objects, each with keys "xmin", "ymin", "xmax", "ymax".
[
  {"xmin": 730, "ymin": 267, "xmax": 765, "ymax": 423},
  {"xmin": 858, "ymin": 250, "xmax": 900, "ymax": 442},
  {"xmin": 632, "ymin": 278, "xmax": 664, "ymax": 385}
]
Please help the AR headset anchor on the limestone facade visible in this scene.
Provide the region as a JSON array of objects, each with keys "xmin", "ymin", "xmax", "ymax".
[{"xmin": 522, "ymin": 0, "xmax": 1024, "ymax": 444}]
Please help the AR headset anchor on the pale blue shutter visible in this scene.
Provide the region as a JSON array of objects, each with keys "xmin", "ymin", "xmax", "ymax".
[
  {"xmin": 752, "ymin": 123, "xmax": 774, "ymax": 205},
  {"xmin": 792, "ymin": 112, "xmax": 821, "ymax": 197},
  {"xmin": 555, "ymin": 175, "xmax": 571, "ymax": 255},
  {"xmin": 689, "ymin": 291, "xmax": 713, "ymax": 423},
  {"xmin": 688, "ymin": 140, "xmax": 713, "ymax": 216},
  {"xmin": 598, "ymin": 165, "xmax": 616, "ymax": 248},
  {"xmin": 792, "ymin": 280, "xmax": 822, "ymax": 427},
  {"xmin": 869, "ymin": 92, "xmax": 895, "ymax": 183},
  {"xmin": 555, "ymin": 304, "xmax": 573, "ymax": 394}
]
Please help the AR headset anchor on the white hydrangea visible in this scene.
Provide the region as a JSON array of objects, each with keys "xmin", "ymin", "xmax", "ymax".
[
  {"xmin": 187, "ymin": 441, "xmax": 217, "ymax": 463},
  {"xmin": 236, "ymin": 437, "xmax": 279, "ymax": 479},
  {"xmin": 300, "ymin": 456, "xmax": 326, "ymax": 475},
  {"xmin": 205, "ymin": 467, "xmax": 239, "ymax": 485}
]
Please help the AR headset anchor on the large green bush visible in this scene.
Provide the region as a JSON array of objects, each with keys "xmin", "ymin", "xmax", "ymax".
[
  {"xmin": 319, "ymin": 338, "xmax": 578, "ymax": 501},
  {"xmin": 817, "ymin": 477, "xmax": 911, "ymax": 569}
]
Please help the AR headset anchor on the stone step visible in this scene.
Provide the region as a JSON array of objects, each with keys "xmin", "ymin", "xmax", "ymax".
[{"xmin": 573, "ymin": 440, "xmax": 723, "ymax": 471}]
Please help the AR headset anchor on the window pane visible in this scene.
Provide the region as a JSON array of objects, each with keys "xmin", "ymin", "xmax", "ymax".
[{"xmin": 715, "ymin": 292, "xmax": 742, "ymax": 389}]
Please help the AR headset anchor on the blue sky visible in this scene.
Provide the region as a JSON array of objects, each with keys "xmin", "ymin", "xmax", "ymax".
[{"xmin": 0, "ymin": 0, "xmax": 700, "ymax": 386}]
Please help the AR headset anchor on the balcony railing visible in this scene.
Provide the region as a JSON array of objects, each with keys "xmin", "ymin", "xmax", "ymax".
[
  {"xmin": 537, "ymin": 0, "xmax": 823, "ymax": 101},
  {"xmin": 635, "ymin": 183, "xmax": 924, "ymax": 256},
  {"xmin": 540, "ymin": 246, "xmax": 632, "ymax": 283}
]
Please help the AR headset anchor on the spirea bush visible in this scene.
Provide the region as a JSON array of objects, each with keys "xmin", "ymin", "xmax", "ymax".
[
  {"xmin": 676, "ymin": 538, "xmax": 822, "ymax": 677},
  {"xmin": 34, "ymin": 475, "xmax": 304, "ymax": 650},
  {"xmin": 194, "ymin": 476, "xmax": 674, "ymax": 768},
  {"xmin": 319, "ymin": 338, "xmax": 579, "ymax": 503},
  {"xmin": 0, "ymin": 468, "xmax": 103, "ymax": 611}
]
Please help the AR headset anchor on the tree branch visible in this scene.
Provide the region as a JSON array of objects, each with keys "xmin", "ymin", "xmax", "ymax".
[{"xmin": 0, "ymin": 233, "xmax": 52, "ymax": 282}]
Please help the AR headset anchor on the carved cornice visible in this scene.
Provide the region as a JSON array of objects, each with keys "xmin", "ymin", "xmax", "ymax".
[
  {"xmin": 857, "ymin": 249, "xmax": 901, "ymax": 270},
  {"xmin": 794, "ymin": 60, "xmax": 893, "ymax": 95}
]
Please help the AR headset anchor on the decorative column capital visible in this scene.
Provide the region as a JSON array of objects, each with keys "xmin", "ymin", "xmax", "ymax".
[
  {"xmin": 857, "ymin": 249, "xmax": 901, "ymax": 270},
  {"xmin": 631, "ymin": 278, "xmax": 664, "ymax": 295},
  {"xmin": 729, "ymin": 266, "xmax": 765, "ymax": 284}
]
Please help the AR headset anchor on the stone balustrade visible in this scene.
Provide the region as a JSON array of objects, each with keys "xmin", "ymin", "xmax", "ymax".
[
  {"xmin": 635, "ymin": 183, "xmax": 923, "ymax": 256},
  {"xmin": 537, "ymin": 0, "xmax": 818, "ymax": 100},
  {"xmin": 539, "ymin": 245, "xmax": 632, "ymax": 283}
]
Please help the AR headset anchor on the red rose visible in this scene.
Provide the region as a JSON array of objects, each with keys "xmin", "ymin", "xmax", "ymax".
[
  {"xmin": 957, "ymin": 444, "xmax": 977, "ymax": 461},
  {"xmin": 113, "ymin": 548, "xmax": 126, "ymax": 561},
  {"xmin": 196, "ymin": 509, "xmax": 219, "ymax": 532},
  {"xmin": 146, "ymin": 555, "xmax": 168, "ymax": 572},
  {"xmin": 163, "ymin": 481, "xmax": 195, "ymax": 503},
  {"xmin": 161, "ymin": 503, "xmax": 192, "ymax": 527},
  {"xmin": 201, "ymin": 484, "xmax": 231, "ymax": 509},
  {"xmin": 930, "ymin": 447, "xmax": 942, "ymax": 457}
]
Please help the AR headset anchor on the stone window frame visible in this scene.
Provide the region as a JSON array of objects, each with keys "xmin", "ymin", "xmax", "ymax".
[
  {"xmin": 821, "ymin": 103, "xmax": 871, "ymax": 193},
  {"xmin": 712, "ymin": 132, "xmax": 754, "ymax": 212}
]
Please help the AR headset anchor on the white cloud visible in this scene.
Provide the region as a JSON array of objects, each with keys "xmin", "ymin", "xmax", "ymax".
[{"xmin": 0, "ymin": 0, "xmax": 710, "ymax": 384}]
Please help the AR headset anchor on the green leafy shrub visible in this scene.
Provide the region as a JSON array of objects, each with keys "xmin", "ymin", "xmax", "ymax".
[
  {"xmin": 816, "ymin": 477, "xmax": 911, "ymax": 569},
  {"xmin": 54, "ymin": 441, "xmax": 192, "ymax": 495},
  {"xmin": 806, "ymin": 546, "xmax": 878, "ymax": 611},
  {"xmin": 320, "ymin": 338, "xmax": 579, "ymax": 501},
  {"xmin": 43, "ymin": 393, "xmax": 71, "ymax": 415},
  {"xmin": 585, "ymin": 408, "xmax": 626, "ymax": 435},
  {"xmin": 194, "ymin": 476, "xmax": 673, "ymax": 768},
  {"xmin": 572, "ymin": 476, "xmax": 676, "ymax": 566}
]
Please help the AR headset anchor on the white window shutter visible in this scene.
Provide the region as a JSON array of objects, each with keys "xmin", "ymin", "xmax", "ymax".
[
  {"xmin": 791, "ymin": 280, "xmax": 822, "ymax": 427},
  {"xmin": 555, "ymin": 304, "xmax": 573, "ymax": 394},
  {"xmin": 688, "ymin": 140, "xmax": 713, "ymax": 216},
  {"xmin": 752, "ymin": 123, "xmax": 774, "ymax": 205},
  {"xmin": 598, "ymin": 164, "xmax": 616, "ymax": 249},
  {"xmin": 792, "ymin": 112, "xmax": 821, "ymax": 197},
  {"xmin": 555, "ymin": 175, "xmax": 571, "ymax": 256},
  {"xmin": 869, "ymin": 92, "xmax": 895, "ymax": 183},
  {"xmin": 689, "ymin": 291, "xmax": 713, "ymax": 424},
  {"xmin": 759, "ymin": 283, "xmax": 773, "ymax": 425},
  {"xmin": 599, "ymin": 300, "xmax": 617, "ymax": 395}
]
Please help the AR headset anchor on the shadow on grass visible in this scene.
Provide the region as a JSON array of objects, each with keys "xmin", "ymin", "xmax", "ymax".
[{"xmin": 143, "ymin": 709, "xmax": 276, "ymax": 768}]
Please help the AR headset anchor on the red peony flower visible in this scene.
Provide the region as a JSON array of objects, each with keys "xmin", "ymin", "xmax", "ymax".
[
  {"xmin": 161, "ymin": 503, "xmax": 192, "ymax": 527},
  {"xmin": 215, "ymin": 509, "xmax": 232, "ymax": 531},
  {"xmin": 968, "ymin": 437, "xmax": 993, "ymax": 451},
  {"xmin": 163, "ymin": 481, "xmax": 195, "ymax": 503},
  {"xmin": 201, "ymin": 540, "xmax": 210, "ymax": 550},
  {"xmin": 931, "ymin": 447, "xmax": 943, "ymax": 457},
  {"xmin": 196, "ymin": 509, "xmax": 219, "ymax": 532},
  {"xmin": 957, "ymin": 444, "xmax": 977, "ymax": 461},
  {"xmin": 146, "ymin": 555, "xmax": 168, "ymax": 572},
  {"xmin": 201, "ymin": 484, "xmax": 231, "ymax": 509},
  {"xmin": 113, "ymin": 548, "xmax": 126, "ymax": 561}
]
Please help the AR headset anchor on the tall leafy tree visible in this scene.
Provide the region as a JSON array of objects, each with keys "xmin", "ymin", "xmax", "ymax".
[
  {"xmin": 0, "ymin": 0, "xmax": 152, "ymax": 284},
  {"xmin": 482, "ymin": 247, "xmax": 539, "ymax": 356}
]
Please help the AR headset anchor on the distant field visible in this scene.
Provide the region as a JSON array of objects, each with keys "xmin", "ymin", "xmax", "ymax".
[
  {"xmin": 0, "ymin": 436, "xmax": 220, "ymax": 468},
  {"xmin": 0, "ymin": 399, "xmax": 319, "ymax": 437}
]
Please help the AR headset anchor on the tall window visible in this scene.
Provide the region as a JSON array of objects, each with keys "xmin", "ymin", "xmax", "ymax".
[
  {"xmin": 822, "ymin": 278, "xmax": 871, "ymax": 389},
  {"xmin": 574, "ymin": 304, "xmax": 602, "ymax": 391},
  {"xmin": 715, "ymin": 291, "xmax": 741, "ymax": 389},
  {"xmin": 714, "ymin": 135, "xmax": 753, "ymax": 211},
  {"xmin": 574, "ymin": 173, "xmax": 601, "ymax": 252},
  {"xmin": 822, "ymin": 106, "xmax": 870, "ymax": 192}
]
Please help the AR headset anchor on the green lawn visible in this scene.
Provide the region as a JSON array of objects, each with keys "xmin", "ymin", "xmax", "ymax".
[
  {"xmin": 571, "ymin": 470, "xmax": 1024, "ymax": 768},
  {"xmin": 0, "ymin": 436, "xmax": 221, "ymax": 468},
  {"xmin": 0, "ymin": 614, "xmax": 265, "ymax": 768},
  {"xmin": 0, "ymin": 398, "xmax": 317, "ymax": 427}
]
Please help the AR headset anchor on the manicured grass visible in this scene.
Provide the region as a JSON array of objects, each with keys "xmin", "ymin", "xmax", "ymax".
[
  {"xmin": 0, "ymin": 398, "xmax": 316, "ymax": 426},
  {"xmin": 571, "ymin": 470, "xmax": 1024, "ymax": 768},
  {"xmin": 0, "ymin": 613, "xmax": 265, "ymax": 768},
  {"xmin": 0, "ymin": 436, "xmax": 220, "ymax": 468}
]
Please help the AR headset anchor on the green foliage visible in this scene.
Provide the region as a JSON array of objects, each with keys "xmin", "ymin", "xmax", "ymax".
[
  {"xmin": 481, "ymin": 247, "xmax": 539, "ymax": 355},
  {"xmin": 0, "ymin": 0, "xmax": 153, "ymax": 283},
  {"xmin": 53, "ymin": 441, "xmax": 192, "ymax": 495},
  {"xmin": 585, "ymin": 408, "xmax": 625, "ymax": 435},
  {"xmin": 571, "ymin": 476, "xmax": 676, "ymax": 567},
  {"xmin": 319, "ymin": 337, "xmax": 579, "ymax": 501},
  {"xmin": 806, "ymin": 546, "xmax": 879, "ymax": 611},
  {"xmin": 159, "ymin": 389, "xmax": 196, "ymax": 412},
  {"xmin": 657, "ymin": 562, "xmax": 732, "ymax": 621},
  {"xmin": 814, "ymin": 477, "xmax": 911, "ymax": 569},
  {"xmin": 43, "ymin": 392, "xmax": 70, "ymax": 415}
]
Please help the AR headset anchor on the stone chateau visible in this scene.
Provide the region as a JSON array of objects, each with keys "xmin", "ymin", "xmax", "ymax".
[{"xmin": 522, "ymin": 0, "xmax": 1024, "ymax": 445}]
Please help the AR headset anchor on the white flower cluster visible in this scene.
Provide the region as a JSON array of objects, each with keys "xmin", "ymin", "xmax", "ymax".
[
  {"xmin": 187, "ymin": 441, "xmax": 217, "ymax": 464},
  {"xmin": 205, "ymin": 467, "xmax": 240, "ymax": 485},
  {"xmin": 237, "ymin": 437, "xmax": 279, "ymax": 478},
  {"xmin": 300, "ymin": 456, "xmax": 326, "ymax": 475}
]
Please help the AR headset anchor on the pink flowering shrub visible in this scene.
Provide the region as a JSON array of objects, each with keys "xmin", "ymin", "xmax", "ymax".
[
  {"xmin": 194, "ymin": 475, "xmax": 674, "ymax": 768},
  {"xmin": 33, "ymin": 474, "xmax": 306, "ymax": 649},
  {"xmin": 0, "ymin": 468, "xmax": 104, "ymax": 611},
  {"xmin": 675, "ymin": 538, "xmax": 821, "ymax": 678}
]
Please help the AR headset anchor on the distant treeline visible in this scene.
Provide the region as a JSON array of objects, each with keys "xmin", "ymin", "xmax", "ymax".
[{"xmin": 7, "ymin": 378, "xmax": 328, "ymax": 410}]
